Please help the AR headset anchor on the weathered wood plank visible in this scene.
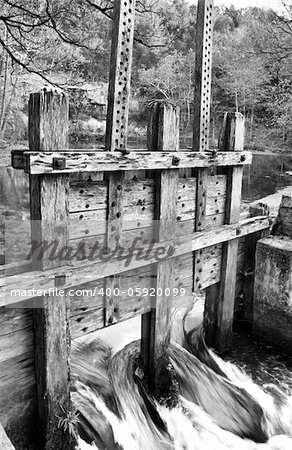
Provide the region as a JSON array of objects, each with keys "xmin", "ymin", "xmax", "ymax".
[
  {"xmin": 215, "ymin": 112, "xmax": 245, "ymax": 353},
  {"xmin": 1, "ymin": 215, "xmax": 269, "ymax": 307},
  {"xmin": 141, "ymin": 104, "xmax": 180, "ymax": 399},
  {"xmin": 68, "ymin": 176, "xmax": 227, "ymax": 213},
  {"xmin": 28, "ymin": 89, "xmax": 74, "ymax": 449},
  {"xmin": 104, "ymin": 172, "xmax": 125, "ymax": 325},
  {"xmin": 18, "ymin": 150, "xmax": 252, "ymax": 174},
  {"xmin": 141, "ymin": 169, "xmax": 179, "ymax": 394},
  {"xmin": 67, "ymin": 176, "xmax": 227, "ymax": 240}
]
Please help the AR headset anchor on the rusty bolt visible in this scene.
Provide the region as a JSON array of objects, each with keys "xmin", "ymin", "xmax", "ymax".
[
  {"xmin": 112, "ymin": 201, "xmax": 116, "ymax": 207},
  {"xmin": 172, "ymin": 156, "xmax": 180, "ymax": 166},
  {"xmin": 117, "ymin": 185, "xmax": 122, "ymax": 191},
  {"xmin": 116, "ymin": 212, "xmax": 121, "ymax": 218},
  {"xmin": 240, "ymin": 154, "xmax": 246, "ymax": 162},
  {"xmin": 108, "ymin": 316, "xmax": 113, "ymax": 324},
  {"xmin": 236, "ymin": 227, "xmax": 241, "ymax": 236},
  {"xmin": 123, "ymin": 148, "xmax": 131, "ymax": 155},
  {"xmin": 52, "ymin": 157, "xmax": 66, "ymax": 170}
]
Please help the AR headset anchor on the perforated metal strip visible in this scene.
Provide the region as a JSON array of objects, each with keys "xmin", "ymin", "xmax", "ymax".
[
  {"xmin": 105, "ymin": 0, "xmax": 136, "ymax": 151},
  {"xmin": 193, "ymin": 0, "xmax": 214, "ymax": 152}
]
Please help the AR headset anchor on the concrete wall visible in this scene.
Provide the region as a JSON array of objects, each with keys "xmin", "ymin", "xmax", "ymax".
[{"xmin": 253, "ymin": 237, "xmax": 292, "ymax": 353}]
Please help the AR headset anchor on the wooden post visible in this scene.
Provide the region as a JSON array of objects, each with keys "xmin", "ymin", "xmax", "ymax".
[
  {"xmin": 214, "ymin": 112, "xmax": 245, "ymax": 352},
  {"xmin": 29, "ymin": 90, "xmax": 75, "ymax": 449},
  {"xmin": 242, "ymin": 202, "xmax": 270, "ymax": 323},
  {"xmin": 141, "ymin": 103, "xmax": 179, "ymax": 403},
  {"xmin": 104, "ymin": 0, "xmax": 136, "ymax": 325}
]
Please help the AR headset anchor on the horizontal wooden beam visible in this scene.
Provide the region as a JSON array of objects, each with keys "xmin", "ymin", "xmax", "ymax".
[
  {"xmin": 1, "ymin": 215, "xmax": 269, "ymax": 307},
  {"xmin": 11, "ymin": 150, "xmax": 252, "ymax": 174}
]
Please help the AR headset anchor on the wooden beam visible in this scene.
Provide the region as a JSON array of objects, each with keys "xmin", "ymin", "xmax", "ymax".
[
  {"xmin": 15, "ymin": 150, "xmax": 252, "ymax": 174},
  {"xmin": 28, "ymin": 89, "xmax": 75, "ymax": 449},
  {"xmin": 104, "ymin": 171, "xmax": 125, "ymax": 326},
  {"xmin": 1, "ymin": 215, "xmax": 269, "ymax": 308},
  {"xmin": 215, "ymin": 112, "xmax": 245, "ymax": 353},
  {"xmin": 141, "ymin": 103, "xmax": 180, "ymax": 402}
]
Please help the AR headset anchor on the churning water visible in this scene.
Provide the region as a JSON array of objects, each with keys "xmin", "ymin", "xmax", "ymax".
[{"xmin": 71, "ymin": 310, "xmax": 292, "ymax": 450}]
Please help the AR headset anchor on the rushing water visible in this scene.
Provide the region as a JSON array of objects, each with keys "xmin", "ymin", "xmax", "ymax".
[
  {"xmin": 1, "ymin": 151, "xmax": 291, "ymax": 449},
  {"xmin": 71, "ymin": 310, "xmax": 292, "ymax": 450}
]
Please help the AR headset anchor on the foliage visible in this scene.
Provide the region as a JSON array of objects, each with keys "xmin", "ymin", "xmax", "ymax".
[{"xmin": 1, "ymin": 0, "xmax": 292, "ymax": 148}]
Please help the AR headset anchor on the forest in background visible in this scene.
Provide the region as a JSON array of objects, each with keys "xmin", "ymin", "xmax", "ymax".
[{"xmin": 1, "ymin": 0, "xmax": 292, "ymax": 154}]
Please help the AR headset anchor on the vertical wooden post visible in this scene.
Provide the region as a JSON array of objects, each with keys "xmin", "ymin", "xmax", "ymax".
[
  {"xmin": 215, "ymin": 112, "xmax": 245, "ymax": 353},
  {"xmin": 104, "ymin": 0, "xmax": 136, "ymax": 325},
  {"xmin": 141, "ymin": 103, "xmax": 179, "ymax": 402},
  {"xmin": 29, "ymin": 90, "xmax": 74, "ymax": 448},
  {"xmin": 242, "ymin": 202, "xmax": 269, "ymax": 322}
]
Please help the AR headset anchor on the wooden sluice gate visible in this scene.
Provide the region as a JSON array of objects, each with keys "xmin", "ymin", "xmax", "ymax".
[{"xmin": 0, "ymin": 0, "xmax": 271, "ymax": 448}]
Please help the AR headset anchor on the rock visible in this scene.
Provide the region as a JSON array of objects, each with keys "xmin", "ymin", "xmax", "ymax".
[
  {"xmin": 253, "ymin": 237, "xmax": 292, "ymax": 353},
  {"xmin": 271, "ymin": 195, "xmax": 292, "ymax": 238}
]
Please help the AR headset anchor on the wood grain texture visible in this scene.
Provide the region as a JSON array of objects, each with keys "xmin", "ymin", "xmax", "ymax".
[
  {"xmin": 19, "ymin": 150, "xmax": 252, "ymax": 174},
  {"xmin": 141, "ymin": 169, "xmax": 179, "ymax": 392},
  {"xmin": 215, "ymin": 112, "xmax": 245, "ymax": 353},
  {"xmin": 1, "ymin": 215, "xmax": 269, "ymax": 307},
  {"xmin": 28, "ymin": 89, "xmax": 74, "ymax": 449},
  {"xmin": 104, "ymin": 172, "xmax": 125, "ymax": 326},
  {"xmin": 147, "ymin": 103, "xmax": 180, "ymax": 151},
  {"xmin": 141, "ymin": 104, "xmax": 180, "ymax": 396}
]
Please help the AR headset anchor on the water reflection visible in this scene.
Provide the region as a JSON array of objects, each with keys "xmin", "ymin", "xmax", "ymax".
[{"xmin": 242, "ymin": 154, "xmax": 292, "ymax": 204}]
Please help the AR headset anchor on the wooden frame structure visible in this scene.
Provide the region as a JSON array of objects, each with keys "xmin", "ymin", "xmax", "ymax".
[{"xmin": 0, "ymin": 0, "xmax": 270, "ymax": 448}]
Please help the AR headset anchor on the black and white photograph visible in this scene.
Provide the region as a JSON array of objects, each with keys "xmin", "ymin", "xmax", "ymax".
[{"xmin": 0, "ymin": 0, "xmax": 292, "ymax": 449}]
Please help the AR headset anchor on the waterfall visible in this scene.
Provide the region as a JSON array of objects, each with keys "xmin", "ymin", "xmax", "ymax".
[{"xmin": 71, "ymin": 314, "xmax": 292, "ymax": 450}]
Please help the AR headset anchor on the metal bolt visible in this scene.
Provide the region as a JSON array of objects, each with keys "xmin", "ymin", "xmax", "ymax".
[
  {"xmin": 116, "ymin": 212, "xmax": 121, "ymax": 218},
  {"xmin": 240, "ymin": 154, "xmax": 246, "ymax": 162},
  {"xmin": 117, "ymin": 185, "xmax": 122, "ymax": 191},
  {"xmin": 52, "ymin": 157, "xmax": 66, "ymax": 170},
  {"xmin": 172, "ymin": 156, "xmax": 180, "ymax": 166}
]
